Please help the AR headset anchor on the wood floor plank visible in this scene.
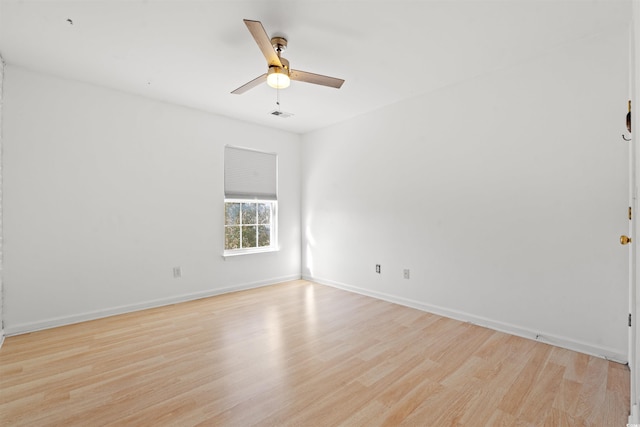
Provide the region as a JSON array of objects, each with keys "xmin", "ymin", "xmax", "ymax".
[
  {"xmin": 553, "ymin": 378, "xmax": 582, "ymax": 413},
  {"xmin": 516, "ymin": 362, "xmax": 565, "ymax": 424},
  {"xmin": 337, "ymin": 399, "xmax": 388, "ymax": 427},
  {"xmin": 608, "ymin": 360, "xmax": 630, "ymax": 396},
  {"xmin": 498, "ymin": 341, "xmax": 553, "ymax": 415},
  {"xmin": 0, "ymin": 279, "xmax": 629, "ymax": 426},
  {"xmin": 574, "ymin": 356, "xmax": 609, "ymax": 425},
  {"xmin": 543, "ymin": 408, "xmax": 583, "ymax": 427}
]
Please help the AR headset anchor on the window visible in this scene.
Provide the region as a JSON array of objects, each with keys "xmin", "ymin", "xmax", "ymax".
[
  {"xmin": 224, "ymin": 146, "xmax": 278, "ymax": 255},
  {"xmin": 224, "ymin": 201, "xmax": 275, "ymax": 251}
]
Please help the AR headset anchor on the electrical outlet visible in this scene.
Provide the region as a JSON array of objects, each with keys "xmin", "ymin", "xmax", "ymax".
[
  {"xmin": 403, "ymin": 269, "xmax": 410, "ymax": 279},
  {"xmin": 173, "ymin": 267, "xmax": 182, "ymax": 278},
  {"xmin": 376, "ymin": 264, "xmax": 381, "ymax": 274}
]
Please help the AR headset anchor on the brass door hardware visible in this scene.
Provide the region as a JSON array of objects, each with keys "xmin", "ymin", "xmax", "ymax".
[{"xmin": 621, "ymin": 235, "xmax": 632, "ymax": 245}]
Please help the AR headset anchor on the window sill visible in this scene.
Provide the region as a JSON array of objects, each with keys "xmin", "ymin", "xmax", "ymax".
[{"xmin": 222, "ymin": 246, "xmax": 280, "ymax": 259}]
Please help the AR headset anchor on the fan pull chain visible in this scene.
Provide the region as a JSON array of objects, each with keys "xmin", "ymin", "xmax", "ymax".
[{"xmin": 276, "ymin": 86, "xmax": 281, "ymax": 112}]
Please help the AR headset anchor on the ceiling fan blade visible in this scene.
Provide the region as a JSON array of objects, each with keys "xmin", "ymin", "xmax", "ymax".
[
  {"xmin": 231, "ymin": 74, "xmax": 267, "ymax": 94},
  {"xmin": 244, "ymin": 19, "xmax": 282, "ymax": 68},
  {"xmin": 290, "ymin": 70, "xmax": 344, "ymax": 89}
]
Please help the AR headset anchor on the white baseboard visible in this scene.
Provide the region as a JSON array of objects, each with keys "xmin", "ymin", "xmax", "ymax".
[
  {"xmin": 5, "ymin": 274, "xmax": 301, "ymax": 336},
  {"xmin": 0, "ymin": 329, "xmax": 4, "ymax": 349},
  {"xmin": 304, "ymin": 275, "xmax": 627, "ymax": 364}
]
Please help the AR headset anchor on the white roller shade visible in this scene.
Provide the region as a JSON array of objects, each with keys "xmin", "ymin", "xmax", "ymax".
[{"xmin": 224, "ymin": 146, "xmax": 278, "ymax": 200}]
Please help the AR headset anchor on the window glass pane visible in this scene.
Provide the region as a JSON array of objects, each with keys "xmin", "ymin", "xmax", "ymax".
[
  {"xmin": 225, "ymin": 226, "xmax": 240, "ymax": 250},
  {"xmin": 225, "ymin": 203, "xmax": 240, "ymax": 225},
  {"xmin": 258, "ymin": 225, "xmax": 270, "ymax": 247},
  {"xmin": 258, "ymin": 203, "xmax": 271, "ymax": 224},
  {"xmin": 242, "ymin": 225, "xmax": 257, "ymax": 248},
  {"xmin": 241, "ymin": 203, "xmax": 257, "ymax": 225}
]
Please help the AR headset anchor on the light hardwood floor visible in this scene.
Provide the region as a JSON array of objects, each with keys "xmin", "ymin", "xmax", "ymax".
[{"xmin": 0, "ymin": 280, "xmax": 630, "ymax": 426}]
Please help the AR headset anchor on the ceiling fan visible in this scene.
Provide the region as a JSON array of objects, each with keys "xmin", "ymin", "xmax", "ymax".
[{"xmin": 231, "ymin": 19, "xmax": 345, "ymax": 94}]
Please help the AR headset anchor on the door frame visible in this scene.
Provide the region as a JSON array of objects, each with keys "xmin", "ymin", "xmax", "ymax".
[{"xmin": 630, "ymin": 2, "xmax": 640, "ymax": 423}]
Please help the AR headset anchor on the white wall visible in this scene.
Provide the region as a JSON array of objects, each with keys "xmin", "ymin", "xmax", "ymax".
[
  {"xmin": 302, "ymin": 27, "xmax": 630, "ymax": 361},
  {"xmin": 2, "ymin": 66, "xmax": 301, "ymax": 334}
]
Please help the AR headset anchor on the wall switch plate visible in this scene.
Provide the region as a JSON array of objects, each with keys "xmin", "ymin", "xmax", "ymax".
[
  {"xmin": 376, "ymin": 264, "xmax": 381, "ymax": 274},
  {"xmin": 173, "ymin": 267, "xmax": 182, "ymax": 278},
  {"xmin": 403, "ymin": 269, "xmax": 410, "ymax": 279}
]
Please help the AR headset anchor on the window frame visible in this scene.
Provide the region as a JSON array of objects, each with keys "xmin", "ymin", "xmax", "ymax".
[{"xmin": 223, "ymin": 198, "xmax": 278, "ymax": 257}]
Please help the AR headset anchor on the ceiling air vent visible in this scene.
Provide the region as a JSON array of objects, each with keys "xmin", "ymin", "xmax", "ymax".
[{"xmin": 270, "ymin": 110, "xmax": 294, "ymax": 118}]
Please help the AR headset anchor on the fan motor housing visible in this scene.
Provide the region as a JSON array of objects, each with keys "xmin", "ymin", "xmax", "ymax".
[{"xmin": 271, "ymin": 37, "xmax": 288, "ymax": 51}]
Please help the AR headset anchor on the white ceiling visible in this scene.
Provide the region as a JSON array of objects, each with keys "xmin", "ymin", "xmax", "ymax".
[{"xmin": 0, "ymin": 0, "xmax": 632, "ymax": 134}]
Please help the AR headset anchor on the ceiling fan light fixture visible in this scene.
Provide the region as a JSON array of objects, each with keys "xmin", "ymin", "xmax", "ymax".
[{"xmin": 267, "ymin": 67, "xmax": 290, "ymax": 89}]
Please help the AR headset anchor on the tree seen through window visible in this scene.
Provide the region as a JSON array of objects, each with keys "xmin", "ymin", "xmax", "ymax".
[{"xmin": 225, "ymin": 201, "xmax": 273, "ymax": 251}]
